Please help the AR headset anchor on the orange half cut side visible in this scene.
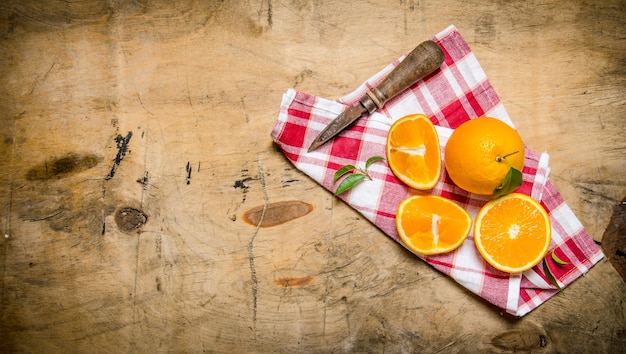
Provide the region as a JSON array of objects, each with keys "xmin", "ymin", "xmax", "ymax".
[
  {"xmin": 396, "ymin": 195, "xmax": 472, "ymax": 255},
  {"xmin": 386, "ymin": 114, "xmax": 441, "ymax": 190},
  {"xmin": 474, "ymin": 193, "xmax": 551, "ymax": 273}
]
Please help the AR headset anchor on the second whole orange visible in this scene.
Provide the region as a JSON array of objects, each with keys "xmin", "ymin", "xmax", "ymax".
[{"xmin": 444, "ymin": 117, "xmax": 525, "ymax": 195}]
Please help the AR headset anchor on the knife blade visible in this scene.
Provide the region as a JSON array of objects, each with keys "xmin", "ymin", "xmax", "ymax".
[{"xmin": 307, "ymin": 40, "xmax": 444, "ymax": 152}]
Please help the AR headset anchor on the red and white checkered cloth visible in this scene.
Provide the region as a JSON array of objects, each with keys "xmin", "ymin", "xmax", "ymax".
[{"xmin": 270, "ymin": 25, "xmax": 604, "ymax": 316}]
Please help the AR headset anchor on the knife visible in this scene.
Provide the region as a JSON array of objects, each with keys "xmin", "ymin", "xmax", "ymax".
[{"xmin": 307, "ymin": 40, "xmax": 444, "ymax": 152}]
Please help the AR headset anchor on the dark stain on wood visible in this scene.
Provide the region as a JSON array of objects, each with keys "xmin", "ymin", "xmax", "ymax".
[
  {"xmin": 601, "ymin": 195, "xmax": 626, "ymax": 283},
  {"xmin": 105, "ymin": 131, "xmax": 132, "ymax": 181},
  {"xmin": 273, "ymin": 276, "xmax": 314, "ymax": 288},
  {"xmin": 114, "ymin": 207, "xmax": 147, "ymax": 232},
  {"xmin": 539, "ymin": 334, "xmax": 547, "ymax": 347},
  {"xmin": 136, "ymin": 171, "xmax": 149, "ymax": 189},
  {"xmin": 25, "ymin": 153, "xmax": 102, "ymax": 180},
  {"xmin": 233, "ymin": 177, "xmax": 253, "ymax": 191},
  {"xmin": 243, "ymin": 200, "xmax": 313, "ymax": 227},
  {"xmin": 185, "ymin": 161, "xmax": 192, "ymax": 185}
]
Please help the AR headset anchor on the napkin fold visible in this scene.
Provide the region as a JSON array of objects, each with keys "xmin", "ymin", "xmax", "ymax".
[{"xmin": 270, "ymin": 25, "xmax": 604, "ymax": 316}]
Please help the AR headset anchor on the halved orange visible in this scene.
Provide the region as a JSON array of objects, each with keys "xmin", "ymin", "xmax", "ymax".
[
  {"xmin": 474, "ymin": 193, "xmax": 551, "ymax": 273},
  {"xmin": 386, "ymin": 114, "xmax": 441, "ymax": 190},
  {"xmin": 396, "ymin": 195, "xmax": 472, "ymax": 255}
]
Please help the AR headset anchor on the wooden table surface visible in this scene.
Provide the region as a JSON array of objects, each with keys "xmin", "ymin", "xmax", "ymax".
[{"xmin": 1, "ymin": 1, "xmax": 625, "ymax": 352}]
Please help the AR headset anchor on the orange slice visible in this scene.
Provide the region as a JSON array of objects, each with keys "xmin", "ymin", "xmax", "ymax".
[
  {"xmin": 396, "ymin": 195, "xmax": 472, "ymax": 255},
  {"xmin": 386, "ymin": 114, "xmax": 441, "ymax": 190},
  {"xmin": 474, "ymin": 193, "xmax": 551, "ymax": 273}
]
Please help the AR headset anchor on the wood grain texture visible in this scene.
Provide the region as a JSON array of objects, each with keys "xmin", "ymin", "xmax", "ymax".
[{"xmin": 0, "ymin": 0, "xmax": 625, "ymax": 352}]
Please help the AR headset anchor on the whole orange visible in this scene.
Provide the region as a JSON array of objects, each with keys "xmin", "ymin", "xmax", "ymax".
[{"xmin": 444, "ymin": 117, "xmax": 524, "ymax": 195}]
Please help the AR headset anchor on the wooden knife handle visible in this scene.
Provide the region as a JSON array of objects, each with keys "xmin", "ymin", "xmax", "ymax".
[{"xmin": 360, "ymin": 40, "xmax": 444, "ymax": 113}]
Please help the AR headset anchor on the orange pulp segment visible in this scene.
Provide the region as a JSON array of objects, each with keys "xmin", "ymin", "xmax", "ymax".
[{"xmin": 396, "ymin": 195, "xmax": 472, "ymax": 255}]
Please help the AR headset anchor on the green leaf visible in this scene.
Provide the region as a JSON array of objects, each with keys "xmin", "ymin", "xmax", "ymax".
[
  {"xmin": 493, "ymin": 167, "xmax": 523, "ymax": 198},
  {"xmin": 333, "ymin": 165, "xmax": 356, "ymax": 184},
  {"xmin": 543, "ymin": 261, "xmax": 559, "ymax": 289},
  {"xmin": 335, "ymin": 173, "xmax": 366, "ymax": 195},
  {"xmin": 551, "ymin": 250, "xmax": 570, "ymax": 265},
  {"xmin": 543, "ymin": 258, "xmax": 562, "ymax": 291},
  {"xmin": 365, "ymin": 155, "xmax": 385, "ymax": 170}
]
